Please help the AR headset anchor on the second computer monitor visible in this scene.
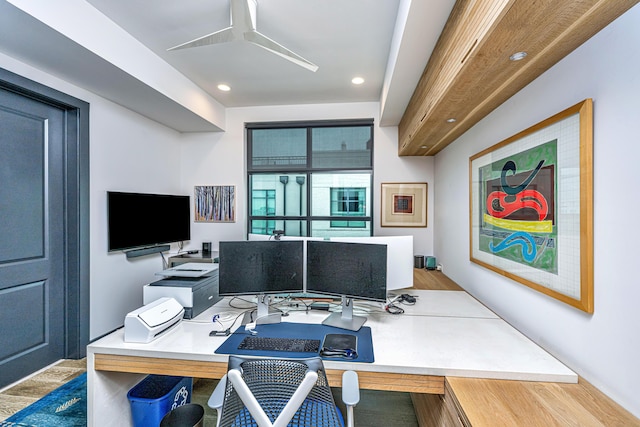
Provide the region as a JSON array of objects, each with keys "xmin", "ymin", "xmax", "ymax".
[
  {"xmin": 329, "ymin": 235, "xmax": 413, "ymax": 291},
  {"xmin": 306, "ymin": 240, "xmax": 387, "ymax": 302},
  {"xmin": 306, "ymin": 240, "xmax": 387, "ymax": 330},
  {"xmin": 218, "ymin": 240, "xmax": 304, "ymax": 296}
]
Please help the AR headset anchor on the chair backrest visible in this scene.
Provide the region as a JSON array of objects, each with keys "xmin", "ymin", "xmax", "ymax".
[{"xmin": 219, "ymin": 356, "xmax": 343, "ymax": 427}]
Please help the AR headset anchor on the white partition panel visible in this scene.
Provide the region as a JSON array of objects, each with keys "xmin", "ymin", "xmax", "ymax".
[{"xmin": 330, "ymin": 236, "xmax": 413, "ymax": 291}]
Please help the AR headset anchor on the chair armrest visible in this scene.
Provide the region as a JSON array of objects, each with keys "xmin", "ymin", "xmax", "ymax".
[
  {"xmin": 341, "ymin": 370, "xmax": 360, "ymax": 406},
  {"xmin": 208, "ymin": 374, "xmax": 227, "ymax": 410}
]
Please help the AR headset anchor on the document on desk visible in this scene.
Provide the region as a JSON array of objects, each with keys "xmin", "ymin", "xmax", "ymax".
[
  {"xmin": 215, "ymin": 322, "xmax": 374, "ymax": 363},
  {"xmin": 155, "ymin": 262, "xmax": 218, "ymax": 278}
]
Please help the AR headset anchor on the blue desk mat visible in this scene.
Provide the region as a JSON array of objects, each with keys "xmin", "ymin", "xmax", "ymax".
[{"xmin": 215, "ymin": 322, "xmax": 374, "ymax": 363}]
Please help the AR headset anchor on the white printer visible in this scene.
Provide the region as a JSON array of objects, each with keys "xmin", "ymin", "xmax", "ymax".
[{"xmin": 124, "ymin": 297, "xmax": 184, "ymax": 343}]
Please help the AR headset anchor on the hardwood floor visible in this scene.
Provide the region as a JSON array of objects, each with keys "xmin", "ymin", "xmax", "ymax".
[{"xmin": 0, "ymin": 358, "xmax": 86, "ymax": 422}]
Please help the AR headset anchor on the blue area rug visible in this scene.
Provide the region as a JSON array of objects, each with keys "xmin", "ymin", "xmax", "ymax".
[{"xmin": 1, "ymin": 373, "xmax": 86, "ymax": 427}]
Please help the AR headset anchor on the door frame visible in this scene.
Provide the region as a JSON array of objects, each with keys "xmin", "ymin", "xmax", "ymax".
[{"xmin": 1, "ymin": 67, "xmax": 89, "ymax": 358}]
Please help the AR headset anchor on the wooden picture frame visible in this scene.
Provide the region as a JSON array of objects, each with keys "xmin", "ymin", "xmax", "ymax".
[
  {"xmin": 194, "ymin": 185, "xmax": 236, "ymax": 223},
  {"xmin": 469, "ymin": 99, "xmax": 593, "ymax": 313},
  {"xmin": 381, "ymin": 182, "xmax": 427, "ymax": 227}
]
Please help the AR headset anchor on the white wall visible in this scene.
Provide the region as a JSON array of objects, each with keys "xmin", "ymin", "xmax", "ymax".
[
  {"xmin": 179, "ymin": 102, "xmax": 435, "ymax": 256},
  {"xmin": 434, "ymin": 5, "xmax": 640, "ymax": 417},
  {"xmin": 89, "ymin": 102, "xmax": 185, "ymax": 339}
]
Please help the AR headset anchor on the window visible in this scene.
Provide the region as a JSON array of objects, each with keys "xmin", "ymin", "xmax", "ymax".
[
  {"xmin": 247, "ymin": 120, "xmax": 373, "ymax": 238},
  {"xmin": 251, "ymin": 189, "xmax": 276, "ymax": 234},
  {"xmin": 330, "ymin": 187, "xmax": 366, "ymax": 228}
]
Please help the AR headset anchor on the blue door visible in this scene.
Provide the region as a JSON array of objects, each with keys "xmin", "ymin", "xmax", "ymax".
[{"xmin": 0, "ymin": 85, "xmax": 67, "ymax": 386}]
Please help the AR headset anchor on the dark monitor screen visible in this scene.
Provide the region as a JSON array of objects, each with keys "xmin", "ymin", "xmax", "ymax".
[
  {"xmin": 218, "ymin": 240, "xmax": 304, "ymax": 296},
  {"xmin": 306, "ymin": 240, "xmax": 387, "ymax": 302},
  {"xmin": 107, "ymin": 191, "xmax": 190, "ymax": 252}
]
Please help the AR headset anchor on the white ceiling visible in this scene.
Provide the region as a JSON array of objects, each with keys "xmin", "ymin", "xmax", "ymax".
[{"xmin": 0, "ymin": 0, "xmax": 456, "ymax": 131}]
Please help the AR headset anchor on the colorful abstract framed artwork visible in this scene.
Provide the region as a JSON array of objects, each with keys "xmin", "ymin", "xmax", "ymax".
[
  {"xmin": 381, "ymin": 182, "xmax": 427, "ymax": 227},
  {"xmin": 194, "ymin": 185, "xmax": 236, "ymax": 223},
  {"xmin": 469, "ymin": 99, "xmax": 593, "ymax": 313}
]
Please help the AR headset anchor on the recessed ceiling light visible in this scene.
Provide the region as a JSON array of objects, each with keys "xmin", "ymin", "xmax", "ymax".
[
  {"xmin": 421, "ymin": 146, "xmax": 427, "ymax": 149},
  {"xmin": 509, "ymin": 51, "xmax": 528, "ymax": 61},
  {"xmin": 217, "ymin": 84, "xmax": 231, "ymax": 91},
  {"xmin": 351, "ymin": 77, "xmax": 365, "ymax": 85},
  {"xmin": 446, "ymin": 118, "xmax": 457, "ymax": 123}
]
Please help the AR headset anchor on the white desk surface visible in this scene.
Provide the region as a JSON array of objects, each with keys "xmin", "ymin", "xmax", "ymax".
[
  {"xmin": 89, "ymin": 290, "xmax": 573, "ymax": 381},
  {"xmin": 87, "ymin": 290, "xmax": 576, "ymax": 426},
  {"xmin": 380, "ymin": 289, "xmax": 499, "ymax": 318}
]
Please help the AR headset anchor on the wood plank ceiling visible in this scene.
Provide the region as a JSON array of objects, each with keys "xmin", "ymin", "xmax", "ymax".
[{"xmin": 398, "ymin": 0, "xmax": 639, "ymax": 156}]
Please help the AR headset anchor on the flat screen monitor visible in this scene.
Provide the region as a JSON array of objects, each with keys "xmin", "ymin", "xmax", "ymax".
[
  {"xmin": 107, "ymin": 191, "xmax": 190, "ymax": 252},
  {"xmin": 218, "ymin": 240, "xmax": 304, "ymax": 296},
  {"xmin": 249, "ymin": 234, "xmax": 324, "ymax": 294},
  {"xmin": 306, "ymin": 240, "xmax": 387, "ymax": 331},
  {"xmin": 330, "ymin": 235, "xmax": 413, "ymax": 291},
  {"xmin": 219, "ymin": 240, "xmax": 304, "ymax": 326}
]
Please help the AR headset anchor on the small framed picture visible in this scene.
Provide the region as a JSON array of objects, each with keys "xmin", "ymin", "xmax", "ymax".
[
  {"xmin": 381, "ymin": 182, "xmax": 427, "ymax": 227},
  {"xmin": 194, "ymin": 185, "xmax": 236, "ymax": 223}
]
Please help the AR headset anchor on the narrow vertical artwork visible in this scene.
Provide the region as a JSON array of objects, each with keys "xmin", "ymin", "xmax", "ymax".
[{"xmin": 194, "ymin": 185, "xmax": 236, "ymax": 222}]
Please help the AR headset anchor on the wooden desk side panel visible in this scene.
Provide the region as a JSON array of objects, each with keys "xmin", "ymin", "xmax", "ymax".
[
  {"xmin": 325, "ymin": 370, "xmax": 444, "ymax": 394},
  {"xmin": 94, "ymin": 354, "xmax": 228, "ymax": 379},
  {"xmin": 446, "ymin": 377, "xmax": 640, "ymax": 427},
  {"xmin": 411, "ymin": 392, "xmax": 465, "ymax": 427},
  {"xmin": 94, "ymin": 354, "xmax": 445, "ymax": 394}
]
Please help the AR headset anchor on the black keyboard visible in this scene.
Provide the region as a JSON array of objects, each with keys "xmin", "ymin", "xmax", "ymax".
[{"xmin": 237, "ymin": 336, "xmax": 320, "ymax": 353}]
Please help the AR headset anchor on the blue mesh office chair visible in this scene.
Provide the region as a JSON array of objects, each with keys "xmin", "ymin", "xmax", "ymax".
[{"xmin": 208, "ymin": 356, "xmax": 360, "ymax": 427}]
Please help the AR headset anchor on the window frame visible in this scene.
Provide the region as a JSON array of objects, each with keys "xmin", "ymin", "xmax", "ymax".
[
  {"xmin": 247, "ymin": 119, "xmax": 374, "ymax": 237},
  {"xmin": 330, "ymin": 187, "xmax": 366, "ymax": 228}
]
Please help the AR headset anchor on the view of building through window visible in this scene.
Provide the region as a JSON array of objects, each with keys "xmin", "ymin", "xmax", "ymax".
[{"xmin": 247, "ymin": 120, "xmax": 373, "ymax": 238}]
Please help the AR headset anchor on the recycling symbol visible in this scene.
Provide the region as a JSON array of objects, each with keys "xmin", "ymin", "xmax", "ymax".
[{"xmin": 171, "ymin": 385, "xmax": 189, "ymax": 409}]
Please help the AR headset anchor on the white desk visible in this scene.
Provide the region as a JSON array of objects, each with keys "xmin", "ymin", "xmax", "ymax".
[
  {"xmin": 380, "ymin": 289, "xmax": 499, "ymax": 318},
  {"xmin": 87, "ymin": 290, "xmax": 576, "ymax": 426}
]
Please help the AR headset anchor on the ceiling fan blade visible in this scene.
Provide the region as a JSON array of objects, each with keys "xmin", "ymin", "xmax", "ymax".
[
  {"xmin": 167, "ymin": 0, "xmax": 317, "ymax": 72},
  {"xmin": 167, "ymin": 27, "xmax": 237, "ymax": 51},
  {"xmin": 231, "ymin": 0, "xmax": 257, "ymax": 32},
  {"xmin": 245, "ymin": 31, "xmax": 318, "ymax": 72}
]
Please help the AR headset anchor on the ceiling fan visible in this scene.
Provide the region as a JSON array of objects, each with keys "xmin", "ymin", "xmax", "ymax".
[{"xmin": 167, "ymin": 0, "xmax": 319, "ymax": 72}]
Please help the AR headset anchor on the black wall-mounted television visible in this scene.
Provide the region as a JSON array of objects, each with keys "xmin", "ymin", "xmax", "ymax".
[{"xmin": 107, "ymin": 191, "xmax": 191, "ymax": 252}]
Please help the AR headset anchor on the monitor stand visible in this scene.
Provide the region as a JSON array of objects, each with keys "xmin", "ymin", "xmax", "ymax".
[
  {"xmin": 322, "ymin": 296, "xmax": 366, "ymax": 331},
  {"xmin": 243, "ymin": 294, "xmax": 281, "ymax": 326}
]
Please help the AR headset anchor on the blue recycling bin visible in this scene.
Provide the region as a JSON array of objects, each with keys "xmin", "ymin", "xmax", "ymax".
[{"xmin": 128, "ymin": 375, "xmax": 193, "ymax": 427}]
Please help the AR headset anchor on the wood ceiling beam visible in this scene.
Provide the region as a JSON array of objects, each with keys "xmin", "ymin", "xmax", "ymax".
[{"xmin": 398, "ymin": 0, "xmax": 639, "ymax": 156}]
